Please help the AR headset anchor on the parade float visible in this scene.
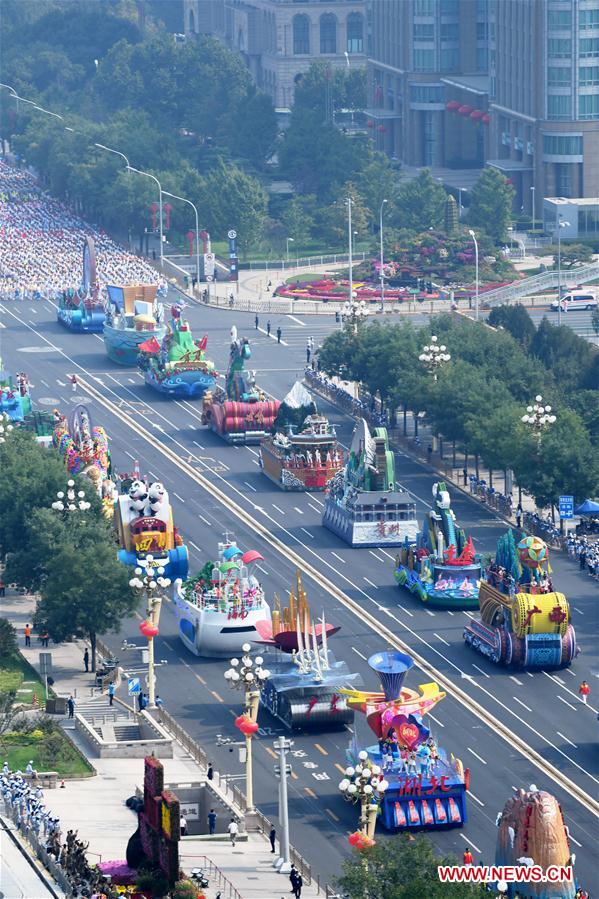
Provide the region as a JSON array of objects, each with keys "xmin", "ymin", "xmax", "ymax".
[
  {"xmin": 137, "ymin": 306, "xmax": 216, "ymax": 398},
  {"xmin": 113, "ymin": 467, "xmax": 188, "ymax": 580},
  {"xmin": 103, "ymin": 284, "xmax": 167, "ymax": 366},
  {"xmin": 496, "ymin": 786, "xmax": 579, "ymax": 898},
  {"xmin": 52, "ymin": 404, "xmax": 114, "ymax": 502},
  {"xmin": 0, "ymin": 364, "xmax": 32, "ymax": 422},
  {"xmin": 259, "ymin": 381, "xmax": 344, "ymax": 490},
  {"xmin": 254, "ymin": 571, "xmax": 361, "ymax": 730},
  {"xmin": 202, "ymin": 327, "xmax": 279, "ymax": 444},
  {"xmin": 57, "ymin": 237, "xmax": 106, "ymax": 333},
  {"xmin": 340, "ymin": 651, "xmax": 468, "ymax": 831},
  {"xmin": 322, "ymin": 419, "xmax": 418, "ymax": 547},
  {"xmin": 173, "ymin": 534, "xmax": 271, "ymax": 657},
  {"xmin": 394, "ymin": 481, "xmax": 481, "ymax": 609},
  {"xmin": 464, "ymin": 531, "xmax": 577, "ymax": 668}
]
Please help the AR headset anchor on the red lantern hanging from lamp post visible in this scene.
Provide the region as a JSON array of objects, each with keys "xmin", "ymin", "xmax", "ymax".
[{"xmin": 150, "ymin": 202, "xmax": 158, "ymax": 231}]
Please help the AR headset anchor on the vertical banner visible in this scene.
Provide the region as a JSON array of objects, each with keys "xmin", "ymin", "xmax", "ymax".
[{"xmin": 228, "ymin": 229, "xmax": 239, "ymax": 281}]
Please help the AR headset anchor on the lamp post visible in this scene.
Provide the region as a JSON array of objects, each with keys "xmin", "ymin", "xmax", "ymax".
[
  {"xmin": 468, "ymin": 229, "xmax": 479, "ymax": 320},
  {"xmin": 51, "ymin": 479, "xmax": 92, "ymax": 514},
  {"xmin": 224, "ymin": 644, "xmax": 270, "ymax": 811},
  {"xmin": 521, "ymin": 395, "xmax": 556, "ymax": 444},
  {"xmin": 530, "ymin": 185, "xmax": 536, "ymax": 234},
  {"xmin": 94, "ymin": 142, "xmax": 131, "ymax": 170},
  {"xmin": 556, "ymin": 217, "xmax": 570, "ymax": 326},
  {"xmin": 273, "ymin": 736, "xmax": 293, "ymax": 874},
  {"xmin": 127, "ymin": 165, "xmax": 164, "ymax": 269},
  {"xmin": 346, "ymin": 196, "xmax": 354, "ymax": 303},
  {"xmin": 343, "ymin": 297, "xmax": 367, "ymax": 334},
  {"xmin": 338, "ymin": 750, "xmax": 388, "ymax": 841},
  {"xmin": 0, "ymin": 413, "xmax": 14, "ymax": 443},
  {"xmin": 379, "ymin": 198, "xmax": 388, "ymax": 312},
  {"xmin": 458, "ymin": 187, "xmax": 467, "ymax": 218},
  {"xmin": 129, "ymin": 556, "xmax": 170, "ymax": 709},
  {"xmin": 286, "ymin": 236, "xmax": 294, "ymax": 263},
  {"xmin": 162, "ymin": 190, "xmax": 200, "ymax": 287},
  {"xmin": 419, "ymin": 335, "xmax": 451, "ymax": 381}
]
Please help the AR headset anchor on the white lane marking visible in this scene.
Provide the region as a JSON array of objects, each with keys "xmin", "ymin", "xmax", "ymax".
[
  {"xmin": 173, "ymin": 492, "xmax": 185, "ymax": 503},
  {"xmin": 425, "ymin": 609, "xmax": 435, "ymax": 617},
  {"xmin": 272, "ymin": 504, "xmax": 284, "ymax": 514},
  {"xmin": 369, "ymin": 550, "xmax": 385, "ymax": 562},
  {"xmin": 300, "ymin": 527, "xmax": 314, "ymax": 539},
  {"xmin": 252, "ymin": 459, "xmax": 260, "ymax": 465},
  {"xmin": 526, "ymin": 672, "xmax": 534, "ymax": 678},
  {"xmin": 466, "ymin": 747, "xmax": 487, "ymax": 765},
  {"xmin": 93, "ymin": 334, "xmax": 103, "ymax": 342},
  {"xmin": 460, "ymin": 834, "xmax": 481, "ymax": 854},
  {"xmin": 246, "ymin": 447, "xmax": 259, "ymax": 457},
  {"xmin": 293, "ymin": 506, "xmax": 304, "ymax": 515},
  {"xmin": 472, "ymin": 664, "xmax": 490, "ymax": 679},
  {"xmin": 557, "ymin": 695, "xmax": 577, "ymax": 712},
  {"xmin": 427, "ymin": 712, "xmax": 444, "ymax": 728},
  {"xmin": 543, "ymin": 670, "xmax": 598, "ymax": 713},
  {"xmin": 243, "ymin": 481, "xmax": 257, "ymax": 492},
  {"xmin": 351, "ymin": 646, "xmax": 367, "ymax": 661},
  {"xmin": 286, "ymin": 314, "xmax": 306, "ymax": 326},
  {"xmin": 363, "ymin": 577, "xmax": 377, "ymax": 588},
  {"xmin": 557, "ymin": 731, "xmax": 578, "ymax": 749},
  {"xmin": 554, "ymin": 675, "xmax": 566, "ymax": 685},
  {"xmin": 513, "ymin": 697, "xmax": 532, "ymax": 713},
  {"xmin": 467, "ymin": 790, "xmax": 485, "ymax": 808},
  {"xmin": 41, "ymin": 379, "xmax": 49, "ymax": 387},
  {"xmin": 128, "ymin": 378, "xmax": 135, "ymax": 383},
  {"xmin": 399, "ymin": 605, "xmax": 414, "ymax": 618},
  {"xmin": 256, "ymin": 564, "xmax": 268, "ymax": 575},
  {"xmin": 307, "ymin": 502, "xmax": 322, "ymax": 514},
  {"xmin": 57, "ymin": 379, "xmax": 66, "ymax": 386},
  {"xmin": 308, "ymin": 495, "xmax": 324, "ymax": 507},
  {"xmin": 125, "ymin": 450, "xmax": 136, "ymax": 460},
  {"xmin": 256, "ymin": 326, "xmax": 288, "ymax": 346},
  {"xmin": 198, "ymin": 514, "xmax": 211, "ymax": 526},
  {"xmin": 331, "ymin": 551, "xmax": 345, "ymax": 563},
  {"xmin": 568, "ymin": 834, "xmax": 582, "ymax": 848},
  {"xmin": 446, "ymin": 610, "xmax": 454, "ymax": 616},
  {"xmin": 189, "ymin": 540, "xmax": 202, "ymax": 552},
  {"xmin": 566, "ymin": 669, "xmax": 577, "ymax": 677},
  {"xmin": 378, "ymin": 548, "xmax": 395, "ymax": 561},
  {"xmin": 435, "ymin": 633, "xmax": 450, "ymax": 646},
  {"xmin": 509, "ymin": 676, "xmax": 524, "ymax": 686},
  {"xmin": 193, "ymin": 441, "xmax": 205, "ymax": 449}
]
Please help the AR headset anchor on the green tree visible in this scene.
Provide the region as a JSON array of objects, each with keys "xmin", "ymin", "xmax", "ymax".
[
  {"xmin": 294, "ymin": 61, "xmax": 366, "ymax": 119},
  {"xmin": 0, "ymin": 619, "xmax": 18, "ymax": 660},
  {"xmin": 280, "ymin": 196, "xmax": 315, "ymax": 247},
  {"xmin": 356, "ymin": 153, "xmax": 400, "ymax": 222},
  {"xmin": 198, "ymin": 160, "xmax": 268, "ymax": 253},
  {"xmin": 487, "ymin": 304, "xmax": 537, "ymax": 349},
  {"xmin": 227, "ymin": 88, "xmax": 278, "ymax": 169},
  {"xmin": 530, "ymin": 317, "xmax": 598, "ymax": 394},
  {"xmin": 393, "ymin": 169, "xmax": 446, "ymax": 233},
  {"xmin": 557, "ymin": 243, "xmax": 593, "ymax": 268},
  {"xmin": 468, "ymin": 167, "xmax": 514, "ymax": 244},
  {"xmin": 320, "ymin": 182, "xmax": 370, "ymax": 247}
]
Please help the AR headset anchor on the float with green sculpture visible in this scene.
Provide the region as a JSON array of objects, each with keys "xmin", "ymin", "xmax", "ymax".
[{"xmin": 137, "ymin": 307, "xmax": 216, "ymax": 398}]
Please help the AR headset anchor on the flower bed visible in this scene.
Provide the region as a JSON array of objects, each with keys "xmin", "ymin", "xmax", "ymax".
[{"xmin": 276, "ymin": 278, "xmax": 441, "ymax": 303}]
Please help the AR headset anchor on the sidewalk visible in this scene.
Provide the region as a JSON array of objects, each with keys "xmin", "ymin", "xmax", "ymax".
[{"xmin": 0, "ymin": 590, "xmax": 323, "ymax": 899}]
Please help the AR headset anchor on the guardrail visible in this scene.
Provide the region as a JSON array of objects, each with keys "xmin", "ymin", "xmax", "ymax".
[
  {"xmin": 483, "ymin": 260, "xmax": 599, "ymax": 306},
  {"xmin": 240, "ymin": 251, "xmax": 368, "ymax": 271},
  {"xmin": 182, "ymin": 853, "xmax": 243, "ymax": 899},
  {"xmin": 2, "ymin": 800, "xmax": 73, "ymax": 897}
]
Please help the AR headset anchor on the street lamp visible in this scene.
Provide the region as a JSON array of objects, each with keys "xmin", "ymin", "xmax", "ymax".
[
  {"xmin": 530, "ymin": 185, "xmax": 536, "ymax": 233},
  {"xmin": 521, "ymin": 395, "xmax": 556, "ymax": 444},
  {"xmin": 346, "ymin": 196, "xmax": 354, "ymax": 303},
  {"xmin": 343, "ymin": 297, "xmax": 367, "ymax": 334},
  {"xmin": 0, "ymin": 413, "xmax": 14, "ymax": 444},
  {"xmin": 379, "ymin": 198, "xmax": 388, "ymax": 312},
  {"xmin": 468, "ymin": 229, "xmax": 479, "ymax": 320},
  {"xmin": 224, "ymin": 643, "xmax": 270, "ymax": 811},
  {"xmin": 162, "ymin": 189, "xmax": 200, "ymax": 288},
  {"xmin": 419, "ymin": 335, "xmax": 451, "ymax": 381},
  {"xmin": 94, "ymin": 143, "xmax": 131, "ymax": 171},
  {"xmin": 458, "ymin": 187, "xmax": 467, "ymax": 219},
  {"xmin": 338, "ymin": 750, "xmax": 388, "ymax": 841},
  {"xmin": 127, "ymin": 165, "xmax": 164, "ymax": 269},
  {"xmin": 286, "ymin": 236, "xmax": 294, "ymax": 263},
  {"xmin": 51, "ymin": 479, "xmax": 92, "ymax": 513},
  {"xmin": 273, "ymin": 736, "xmax": 293, "ymax": 874},
  {"xmin": 556, "ymin": 217, "xmax": 570, "ymax": 326},
  {"xmin": 129, "ymin": 556, "xmax": 170, "ymax": 709}
]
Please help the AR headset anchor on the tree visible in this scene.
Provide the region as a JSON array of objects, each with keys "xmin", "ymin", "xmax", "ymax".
[
  {"xmin": 487, "ymin": 304, "xmax": 537, "ymax": 349},
  {"xmin": 356, "ymin": 153, "xmax": 400, "ymax": 222},
  {"xmin": 558, "ymin": 243, "xmax": 593, "ymax": 268},
  {"xmin": 280, "ymin": 196, "xmax": 315, "ymax": 247},
  {"xmin": 393, "ymin": 169, "xmax": 446, "ymax": 234},
  {"xmin": 337, "ymin": 834, "xmax": 487, "ymax": 899},
  {"xmin": 0, "ymin": 619, "xmax": 18, "ymax": 660},
  {"xmin": 468, "ymin": 167, "xmax": 514, "ymax": 244},
  {"xmin": 227, "ymin": 88, "xmax": 278, "ymax": 169},
  {"xmin": 198, "ymin": 160, "xmax": 268, "ymax": 253},
  {"xmin": 294, "ymin": 62, "xmax": 366, "ymax": 119},
  {"xmin": 320, "ymin": 182, "xmax": 370, "ymax": 247},
  {"xmin": 530, "ymin": 317, "xmax": 598, "ymax": 394}
]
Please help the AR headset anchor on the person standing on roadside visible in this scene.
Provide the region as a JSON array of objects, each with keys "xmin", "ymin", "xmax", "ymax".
[
  {"xmin": 269, "ymin": 826, "xmax": 276, "ymax": 853},
  {"xmin": 67, "ymin": 696, "xmax": 75, "ymax": 719},
  {"xmin": 293, "ymin": 872, "xmax": 303, "ymax": 898},
  {"xmin": 108, "ymin": 682, "xmax": 115, "ymax": 706},
  {"xmin": 207, "ymin": 762, "xmax": 214, "ymax": 781},
  {"xmin": 255, "ymin": 314, "xmax": 259, "ymax": 330},
  {"xmin": 208, "ymin": 808, "xmax": 217, "ymax": 835},
  {"xmin": 83, "ymin": 649, "xmax": 89, "ymax": 673},
  {"xmin": 579, "ymin": 680, "xmax": 590, "ymax": 704},
  {"xmin": 276, "ymin": 326, "xmax": 282, "ymax": 344},
  {"xmin": 266, "ymin": 320, "xmax": 271, "ymax": 337},
  {"xmin": 227, "ymin": 817, "xmax": 238, "ymax": 847}
]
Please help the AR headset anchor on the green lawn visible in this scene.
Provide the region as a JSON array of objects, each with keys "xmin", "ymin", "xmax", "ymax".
[
  {"xmin": 2, "ymin": 732, "xmax": 94, "ymax": 778},
  {"xmin": 0, "ymin": 653, "xmax": 48, "ymax": 704}
]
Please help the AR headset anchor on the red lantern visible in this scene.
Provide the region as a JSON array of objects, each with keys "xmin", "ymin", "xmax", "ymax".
[
  {"xmin": 470, "ymin": 109, "xmax": 483, "ymax": 120},
  {"xmin": 235, "ymin": 714, "xmax": 259, "ymax": 735},
  {"xmin": 377, "ymin": 124, "xmax": 386, "ymax": 133},
  {"xmin": 367, "ymin": 119, "xmax": 374, "ymax": 129},
  {"xmin": 186, "ymin": 229, "xmax": 195, "ymax": 256},
  {"xmin": 164, "ymin": 202, "xmax": 173, "ymax": 231},
  {"xmin": 446, "ymin": 100, "xmax": 460, "ymax": 111},
  {"xmin": 348, "ymin": 831, "xmax": 375, "ymax": 850},
  {"xmin": 140, "ymin": 619, "xmax": 159, "ymax": 638},
  {"xmin": 481, "ymin": 113, "xmax": 490, "ymax": 124},
  {"xmin": 458, "ymin": 105, "xmax": 473, "ymax": 116},
  {"xmin": 150, "ymin": 202, "xmax": 158, "ymax": 231}
]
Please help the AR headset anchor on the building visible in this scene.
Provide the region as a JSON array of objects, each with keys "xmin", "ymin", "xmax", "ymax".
[
  {"xmin": 542, "ymin": 196, "xmax": 599, "ymax": 239},
  {"xmin": 184, "ymin": 0, "xmax": 367, "ymax": 113},
  {"xmin": 366, "ymin": 0, "xmax": 599, "ymax": 214}
]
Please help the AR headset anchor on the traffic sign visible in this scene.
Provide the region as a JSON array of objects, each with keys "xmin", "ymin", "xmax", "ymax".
[
  {"xmin": 559, "ymin": 495, "xmax": 574, "ymax": 519},
  {"xmin": 227, "ymin": 229, "xmax": 237, "ymax": 240},
  {"xmin": 128, "ymin": 676, "xmax": 141, "ymax": 696}
]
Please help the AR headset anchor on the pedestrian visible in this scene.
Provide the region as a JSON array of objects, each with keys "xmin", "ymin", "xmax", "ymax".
[
  {"xmin": 306, "ymin": 346, "xmax": 311, "ymax": 364},
  {"xmin": 83, "ymin": 649, "xmax": 89, "ymax": 673},
  {"xmin": 24, "ymin": 624, "xmax": 31, "ymax": 647},
  {"xmin": 266, "ymin": 320, "xmax": 271, "ymax": 337},
  {"xmin": 276, "ymin": 326, "xmax": 282, "ymax": 344},
  {"xmin": 155, "ymin": 695, "xmax": 164, "ymax": 708},
  {"xmin": 0, "ymin": 578, "xmax": 5, "ymax": 597},
  {"xmin": 41, "ymin": 631, "xmax": 49, "ymax": 647},
  {"xmin": 227, "ymin": 817, "xmax": 238, "ymax": 847},
  {"xmin": 228, "ymin": 292, "xmax": 234, "ymax": 308},
  {"xmin": 463, "ymin": 848, "xmax": 474, "ymax": 865},
  {"xmin": 579, "ymin": 549, "xmax": 586, "ymax": 571},
  {"xmin": 269, "ymin": 825, "xmax": 276, "ymax": 853},
  {"xmin": 67, "ymin": 696, "xmax": 75, "ymax": 719},
  {"xmin": 180, "ymin": 813, "xmax": 187, "ymax": 837},
  {"xmin": 309, "ymin": 336, "xmax": 314, "ymax": 351},
  {"xmin": 335, "ymin": 310, "xmax": 340, "ymax": 323},
  {"xmin": 208, "ymin": 808, "xmax": 217, "ymax": 835},
  {"xmin": 255, "ymin": 314, "xmax": 259, "ymax": 330},
  {"xmin": 70, "ymin": 374, "xmax": 78, "ymax": 392},
  {"xmin": 293, "ymin": 872, "xmax": 303, "ymax": 898},
  {"xmin": 578, "ymin": 680, "xmax": 590, "ymax": 704},
  {"xmin": 108, "ymin": 682, "xmax": 115, "ymax": 706},
  {"xmin": 207, "ymin": 762, "xmax": 214, "ymax": 781},
  {"xmin": 289, "ymin": 865, "xmax": 299, "ymax": 893}
]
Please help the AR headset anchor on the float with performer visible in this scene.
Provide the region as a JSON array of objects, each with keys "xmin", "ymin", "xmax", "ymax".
[
  {"xmin": 394, "ymin": 481, "xmax": 481, "ymax": 609},
  {"xmin": 52, "ymin": 404, "xmax": 114, "ymax": 507},
  {"xmin": 56, "ymin": 237, "xmax": 106, "ymax": 333},
  {"xmin": 339, "ymin": 651, "xmax": 468, "ymax": 832},
  {"xmin": 259, "ymin": 381, "xmax": 344, "ymax": 490},
  {"xmin": 0, "ymin": 363, "xmax": 32, "ymax": 423},
  {"xmin": 202, "ymin": 327, "xmax": 279, "ymax": 444},
  {"xmin": 173, "ymin": 534, "xmax": 271, "ymax": 657},
  {"xmin": 137, "ymin": 306, "xmax": 216, "ymax": 398},
  {"xmin": 113, "ymin": 463, "xmax": 188, "ymax": 580},
  {"xmin": 322, "ymin": 418, "xmax": 418, "ymax": 546},
  {"xmin": 253, "ymin": 571, "xmax": 361, "ymax": 730},
  {"xmin": 464, "ymin": 530, "xmax": 577, "ymax": 668},
  {"xmin": 103, "ymin": 283, "xmax": 167, "ymax": 366}
]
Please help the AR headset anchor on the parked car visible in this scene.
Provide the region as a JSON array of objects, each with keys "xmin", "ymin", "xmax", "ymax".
[{"xmin": 551, "ymin": 290, "xmax": 598, "ymax": 311}]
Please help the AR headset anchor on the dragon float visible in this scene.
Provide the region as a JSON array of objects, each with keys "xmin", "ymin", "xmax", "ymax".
[
  {"xmin": 322, "ymin": 419, "xmax": 418, "ymax": 546},
  {"xmin": 103, "ymin": 284, "xmax": 167, "ymax": 366},
  {"xmin": 174, "ymin": 535, "xmax": 271, "ymax": 657},
  {"xmin": 394, "ymin": 481, "xmax": 481, "ymax": 609},
  {"xmin": 56, "ymin": 237, "xmax": 105, "ymax": 333},
  {"xmin": 341, "ymin": 651, "xmax": 468, "ymax": 831},
  {"xmin": 464, "ymin": 531, "xmax": 577, "ymax": 668},
  {"xmin": 137, "ymin": 306, "xmax": 216, "ymax": 398},
  {"xmin": 202, "ymin": 327, "xmax": 279, "ymax": 444},
  {"xmin": 259, "ymin": 381, "xmax": 344, "ymax": 490},
  {"xmin": 254, "ymin": 571, "xmax": 361, "ymax": 730}
]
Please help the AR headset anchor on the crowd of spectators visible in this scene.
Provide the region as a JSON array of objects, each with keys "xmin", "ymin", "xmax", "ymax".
[
  {"xmin": 566, "ymin": 534, "xmax": 599, "ymax": 580},
  {"xmin": 0, "ymin": 160, "xmax": 167, "ymax": 302}
]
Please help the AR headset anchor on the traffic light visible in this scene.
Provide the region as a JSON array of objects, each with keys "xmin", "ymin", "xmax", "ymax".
[{"xmin": 274, "ymin": 764, "xmax": 292, "ymax": 778}]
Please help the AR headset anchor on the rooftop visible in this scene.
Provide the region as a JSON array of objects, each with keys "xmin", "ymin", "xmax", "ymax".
[{"xmin": 441, "ymin": 74, "xmax": 489, "ymax": 96}]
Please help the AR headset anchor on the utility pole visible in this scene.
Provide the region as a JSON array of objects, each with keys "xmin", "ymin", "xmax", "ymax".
[{"xmin": 273, "ymin": 736, "xmax": 293, "ymax": 874}]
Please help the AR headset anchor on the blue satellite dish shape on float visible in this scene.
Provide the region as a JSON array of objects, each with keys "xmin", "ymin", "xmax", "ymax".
[
  {"xmin": 222, "ymin": 545, "xmax": 242, "ymax": 560},
  {"xmin": 368, "ymin": 651, "xmax": 414, "ymax": 701}
]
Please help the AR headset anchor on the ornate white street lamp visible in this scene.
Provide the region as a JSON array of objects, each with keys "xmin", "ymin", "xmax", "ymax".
[
  {"xmin": 521, "ymin": 395, "xmax": 556, "ymax": 443},
  {"xmin": 343, "ymin": 297, "xmax": 368, "ymax": 334},
  {"xmin": 339, "ymin": 750, "xmax": 389, "ymax": 842},
  {"xmin": 0, "ymin": 413, "xmax": 14, "ymax": 444},
  {"xmin": 224, "ymin": 643, "xmax": 270, "ymax": 811},
  {"xmin": 419, "ymin": 335, "xmax": 451, "ymax": 380},
  {"xmin": 51, "ymin": 479, "xmax": 92, "ymax": 513},
  {"xmin": 129, "ymin": 555, "xmax": 171, "ymax": 709}
]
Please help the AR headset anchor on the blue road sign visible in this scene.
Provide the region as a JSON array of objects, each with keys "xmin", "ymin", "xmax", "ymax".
[
  {"xmin": 128, "ymin": 676, "xmax": 141, "ymax": 696},
  {"xmin": 559, "ymin": 495, "xmax": 574, "ymax": 520}
]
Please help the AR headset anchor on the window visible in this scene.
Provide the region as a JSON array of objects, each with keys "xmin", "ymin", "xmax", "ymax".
[
  {"xmin": 188, "ymin": 8, "xmax": 195, "ymax": 32},
  {"xmin": 441, "ymin": 23, "xmax": 459, "ymax": 41},
  {"xmin": 579, "ymin": 94, "xmax": 599, "ymax": 118},
  {"xmin": 579, "ymin": 65, "xmax": 599, "ymax": 85},
  {"xmin": 414, "ymin": 0, "xmax": 434, "ymax": 14},
  {"xmin": 413, "ymin": 48, "xmax": 435, "ymax": 71},
  {"xmin": 578, "ymin": 205, "xmax": 599, "ymax": 235},
  {"xmin": 476, "ymin": 47, "xmax": 488, "ymax": 71},
  {"xmin": 292, "ymin": 14, "xmax": 310, "ymax": 54},
  {"xmin": 548, "ymin": 38, "xmax": 571, "ymax": 57},
  {"xmin": 441, "ymin": 47, "xmax": 459, "ymax": 71},
  {"xmin": 547, "ymin": 9, "xmax": 571, "ymax": 28},
  {"xmin": 476, "ymin": 21, "xmax": 488, "ymax": 40},
  {"xmin": 548, "ymin": 66, "xmax": 571, "ymax": 86},
  {"xmin": 320, "ymin": 13, "xmax": 336, "ymax": 54},
  {"xmin": 440, "ymin": 0, "xmax": 458, "ymax": 14},
  {"xmin": 555, "ymin": 164, "xmax": 572, "ymax": 197},
  {"xmin": 542, "ymin": 134, "xmax": 583, "ymax": 156},
  {"xmin": 547, "ymin": 94, "xmax": 572, "ymax": 119},
  {"xmin": 414, "ymin": 23, "xmax": 434, "ymax": 40},
  {"xmin": 580, "ymin": 38, "xmax": 599, "ymax": 57},
  {"xmin": 410, "ymin": 84, "xmax": 444, "ymax": 103},
  {"xmin": 346, "ymin": 12, "xmax": 363, "ymax": 53},
  {"xmin": 580, "ymin": 9, "xmax": 599, "ymax": 29}
]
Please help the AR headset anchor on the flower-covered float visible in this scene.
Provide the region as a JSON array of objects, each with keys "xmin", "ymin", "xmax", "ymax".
[
  {"xmin": 394, "ymin": 481, "xmax": 481, "ymax": 609},
  {"xmin": 137, "ymin": 306, "xmax": 216, "ymax": 398},
  {"xmin": 173, "ymin": 534, "xmax": 271, "ymax": 657},
  {"xmin": 52, "ymin": 404, "xmax": 114, "ymax": 502},
  {"xmin": 259, "ymin": 381, "xmax": 344, "ymax": 490},
  {"xmin": 103, "ymin": 283, "xmax": 167, "ymax": 366},
  {"xmin": 323, "ymin": 419, "xmax": 418, "ymax": 546},
  {"xmin": 56, "ymin": 237, "xmax": 106, "ymax": 333},
  {"xmin": 253, "ymin": 571, "xmax": 361, "ymax": 730},
  {"xmin": 464, "ymin": 531, "xmax": 577, "ymax": 668},
  {"xmin": 340, "ymin": 651, "xmax": 468, "ymax": 831},
  {"xmin": 0, "ymin": 363, "xmax": 32, "ymax": 422},
  {"xmin": 202, "ymin": 326, "xmax": 279, "ymax": 444}
]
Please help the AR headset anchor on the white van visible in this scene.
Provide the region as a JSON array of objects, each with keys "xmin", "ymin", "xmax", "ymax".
[{"xmin": 551, "ymin": 289, "xmax": 598, "ymax": 312}]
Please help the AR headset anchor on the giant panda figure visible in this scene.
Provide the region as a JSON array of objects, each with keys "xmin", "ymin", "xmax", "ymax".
[
  {"xmin": 128, "ymin": 479, "xmax": 148, "ymax": 517},
  {"xmin": 147, "ymin": 481, "xmax": 166, "ymax": 516}
]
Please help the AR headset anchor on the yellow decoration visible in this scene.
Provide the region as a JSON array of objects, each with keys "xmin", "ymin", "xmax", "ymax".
[{"xmin": 511, "ymin": 592, "xmax": 570, "ymax": 637}]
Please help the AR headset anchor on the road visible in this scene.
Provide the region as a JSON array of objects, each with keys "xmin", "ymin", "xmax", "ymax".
[
  {"xmin": 0, "ymin": 817, "xmax": 61, "ymax": 899},
  {"xmin": 1, "ymin": 297, "xmax": 597, "ymax": 892}
]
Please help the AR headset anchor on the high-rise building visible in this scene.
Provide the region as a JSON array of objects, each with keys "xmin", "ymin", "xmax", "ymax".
[{"xmin": 184, "ymin": 0, "xmax": 367, "ymax": 112}]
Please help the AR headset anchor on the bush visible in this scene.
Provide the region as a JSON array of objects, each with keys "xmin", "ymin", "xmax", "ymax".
[
  {"xmin": 0, "ymin": 619, "xmax": 18, "ymax": 659},
  {"xmin": 172, "ymin": 879, "xmax": 200, "ymax": 899}
]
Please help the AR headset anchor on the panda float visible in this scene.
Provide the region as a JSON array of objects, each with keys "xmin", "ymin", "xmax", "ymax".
[{"xmin": 119, "ymin": 478, "xmax": 189, "ymax": 582}]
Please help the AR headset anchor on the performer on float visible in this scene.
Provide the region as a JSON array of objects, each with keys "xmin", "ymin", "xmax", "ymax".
[
  {"xmin": 137, "ymin": 307, "xmax": 216, "ymax": 398},
  {"xmin": 103, "ymin": 283, "xmax": 167, "ymax": 366},
  {"xmin": 57, "ymin": 237, "xmax": 106, "ymax": 333},
  {"xmin": 0, "ymin": 361, "xmax": 33, "ymax": 423},
  {"xmin": 52, "ymin": 404, "xmax": 114, "ymax": 503}
]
